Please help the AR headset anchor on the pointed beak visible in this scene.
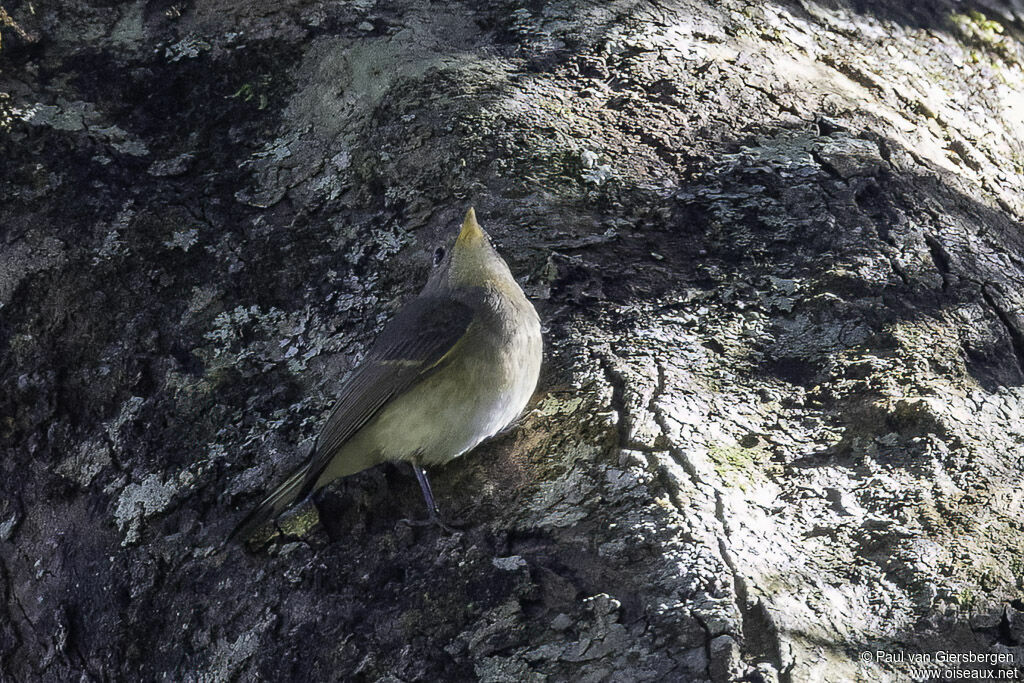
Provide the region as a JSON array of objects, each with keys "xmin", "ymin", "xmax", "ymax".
[{"xmin": 456, "ymin": 207, "xmax": 485, "ymax": 248}]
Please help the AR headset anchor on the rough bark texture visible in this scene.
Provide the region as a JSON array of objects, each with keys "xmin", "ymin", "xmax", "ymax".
[{"xmin": 3, "ymin": 0, "xmax": 1024, "ymax": 681}]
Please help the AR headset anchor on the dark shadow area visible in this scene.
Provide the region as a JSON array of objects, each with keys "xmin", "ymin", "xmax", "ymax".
[{"xmin": 3, "ymin": 0, "xmax": 1024, "ymax": 680}]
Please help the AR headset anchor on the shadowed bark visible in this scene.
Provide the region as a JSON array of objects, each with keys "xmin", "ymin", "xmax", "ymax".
[{"xmin": 3, "ymin": 0, "xmax": 1024, "ymax": 680}]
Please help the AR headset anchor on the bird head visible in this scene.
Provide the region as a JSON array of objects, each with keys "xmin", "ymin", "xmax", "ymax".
[{"xmin": 424, "ymin": 208, "xmax": 516, "ymax": 294}]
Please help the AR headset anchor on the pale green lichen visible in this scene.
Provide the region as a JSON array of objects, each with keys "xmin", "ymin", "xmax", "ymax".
[
  {"xmin": 707, "ymin": 440, "xmax": 775, "ymax": 490},
  {"xmin": 203, "ymin": 631, "xmax": 260, "ymax": 680},
  {"xmin": 950, "ymin": 11, "xmax": 1018, "ymax": 64},
  {"xmin": 164, "ymin": 228, "xmax": 199, "ymax": 251},
  {"xmin": 114, "ymin": 474, "xmax": 179, "ymax": 545},
  {"xmin": 203, "ymin": 304, "xmax": 322, "ymax": 373},
  {"xmin": 95, "ymin": 230, "xmax": 129, "ymax": 262},
  {"xmin": 534, "ymin": 393, "xmax": 587, "ymax": 417},
  {"xmin": 57, "ymin": 439, "xmax": 112, "ymax": 487},
  {"xmin": 276, "ymin": 501, "xmax": 320, "ymax": 537},
  {"xmin": 955, "ymin": 586, "xmax": 976, "ymax": 607},
  {"xmin": 0, "ymin": 92, "xmax": 12, "ymax": 131},
  {"xmin": 164, "ymin": 35, "xmax": 211, "ymax": 62},
  {"xmin": 229, "ymin": 76, "xmax": 272, "ymax": 110},
  {"xmin": 245, "ymin": 499, "xmax": 320, "ymax": 545}
]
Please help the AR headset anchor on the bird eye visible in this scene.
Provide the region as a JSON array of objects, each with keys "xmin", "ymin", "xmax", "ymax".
[{"xmin": 432, "ymin": 246, "xmax": 446, "ymax": 267}]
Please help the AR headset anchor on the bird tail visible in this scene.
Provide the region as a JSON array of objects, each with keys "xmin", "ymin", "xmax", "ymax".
[{"xmin": 226, "ymin": 460, "xmax": 315, "ymax": 545}]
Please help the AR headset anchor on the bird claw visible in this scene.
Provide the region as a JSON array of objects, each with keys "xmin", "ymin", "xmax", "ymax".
[{"xmin": 398, "ymin": 514, "xmax": 465, "ymax": 534}]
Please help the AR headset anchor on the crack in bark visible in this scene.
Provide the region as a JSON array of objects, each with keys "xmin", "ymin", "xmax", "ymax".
[
  {"xmin": 981, "ymin": 284, "xmax": 1024, "ymax": 376},
  {"xmin": 642, "ymin": 359, "xmax": 694, "ymax": 513},
  {"xmin": 715, "ymin": 531, "xmax": 790, "ymax": 683},
  {"xmin": 648, "ymin": 360, "xmax": 667, "ymax": 426},
  {"xmin": 599, "ymin": 353, "xmax": 733, "ymax": 678},
  {"xmin": 808, "ymin": 148, "xmax": 843, "ymax": 182},
  {"xmin": 648, "ymin": 388, "xmax": 706, "ymax": 488},
  {"xmin": 627, "ymin": 357, "xmax": 789, "ymax": 681},
  {"xmin": 640, "ymin": 360, "xmax": 792, "ymax": 681},
  {"xmin": 923, "ymin": 233, "xmax": 952, "ymax": 292},
  {"xmin": 742, "ymin": 79, "xmax": 802, "ymax": 118},
  {"xmin": 10, "ymin": 581, "xmax": 41, "ymax": 674},
  {"xmin": 690, "ymin": 609, "xmax": 716, "ymax": 682},
  {"xmin": 886, "ymin": 256, "xmax": 911, "ymax": 286},
  {"xmin": 0, "ymin": 553, "xmax": 26, "ymax": 676},
  {"xmin": 596, "ymin": 351, "xmax": 630, "ymax": 454}
]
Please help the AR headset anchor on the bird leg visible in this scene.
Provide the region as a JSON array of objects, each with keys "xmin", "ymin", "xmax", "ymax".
[
  {"xmin": 413, "ymin": 463, "xmax": 442, "ymax": 520},
  {"xmin": 399, "ymin": 464, "xmax": 463, "ymax": 532}
]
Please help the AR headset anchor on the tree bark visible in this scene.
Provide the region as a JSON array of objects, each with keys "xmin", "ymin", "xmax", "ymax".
[{"xmin": 3, "ymin": 0, "xmax": 1024, "ymax": 680}]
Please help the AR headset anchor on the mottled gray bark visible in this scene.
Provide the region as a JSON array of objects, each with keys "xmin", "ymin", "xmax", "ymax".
[{"xmin": 3, "ymin": 0, "xmax": 1024, "ymax": 681}]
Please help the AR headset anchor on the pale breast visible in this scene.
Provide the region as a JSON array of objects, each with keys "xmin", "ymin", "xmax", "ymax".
[{"xmin": 362, "ymin": 300, "xmax": 541, "ymax": 467}]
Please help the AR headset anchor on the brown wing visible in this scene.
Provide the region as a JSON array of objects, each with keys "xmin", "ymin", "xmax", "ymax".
[
  {"xmin": 227, "ymin": 293, "xmax": 476, "ymax": 543},
  {"xmin": 294, "ymin": 293, "xmax": 475, "ymax": 499}
]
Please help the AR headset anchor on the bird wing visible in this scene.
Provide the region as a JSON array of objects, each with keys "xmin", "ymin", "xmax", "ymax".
[
  {"xmin": 226, "ymin": 293, "xmax": 476, "ymax": 544},
  {"xmin": 297, "ymin": 293, "xmax": 476, "ymax": 496}
]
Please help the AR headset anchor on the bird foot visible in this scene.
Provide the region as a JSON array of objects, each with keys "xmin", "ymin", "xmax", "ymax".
[{"xmin": 398, "ymin": 514, "xmax": 465, "ymax": 534}]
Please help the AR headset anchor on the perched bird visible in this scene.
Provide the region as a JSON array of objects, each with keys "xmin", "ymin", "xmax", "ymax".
[{"xmin": 229, "ymin": 208, "xmax": 542, "ymax": 542}]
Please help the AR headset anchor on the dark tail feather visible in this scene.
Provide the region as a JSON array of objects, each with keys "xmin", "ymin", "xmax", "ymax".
[{"xmin": 226, "ymin": 461, "xmax": 315, "ymax": 545}]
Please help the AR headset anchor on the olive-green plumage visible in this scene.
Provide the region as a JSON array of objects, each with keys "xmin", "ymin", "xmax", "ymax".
[{"xmin": 229, "ymin": 208, "xmax": 542, "ymax": 542}]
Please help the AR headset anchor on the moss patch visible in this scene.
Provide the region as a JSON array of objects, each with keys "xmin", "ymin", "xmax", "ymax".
[{"xmin": 707, "ymin": 440, "xmax": 776, "ymax": 490}]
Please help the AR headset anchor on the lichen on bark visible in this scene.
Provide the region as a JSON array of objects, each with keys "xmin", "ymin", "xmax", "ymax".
[{"xmin": 3, "ymin": 0, "xmax": 1024, "ymax": 681}]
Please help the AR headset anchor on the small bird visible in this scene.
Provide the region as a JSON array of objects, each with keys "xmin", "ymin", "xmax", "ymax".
[{"xmin": 229, "ymin": 208, "xmax": 542, "ymax": 542}]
